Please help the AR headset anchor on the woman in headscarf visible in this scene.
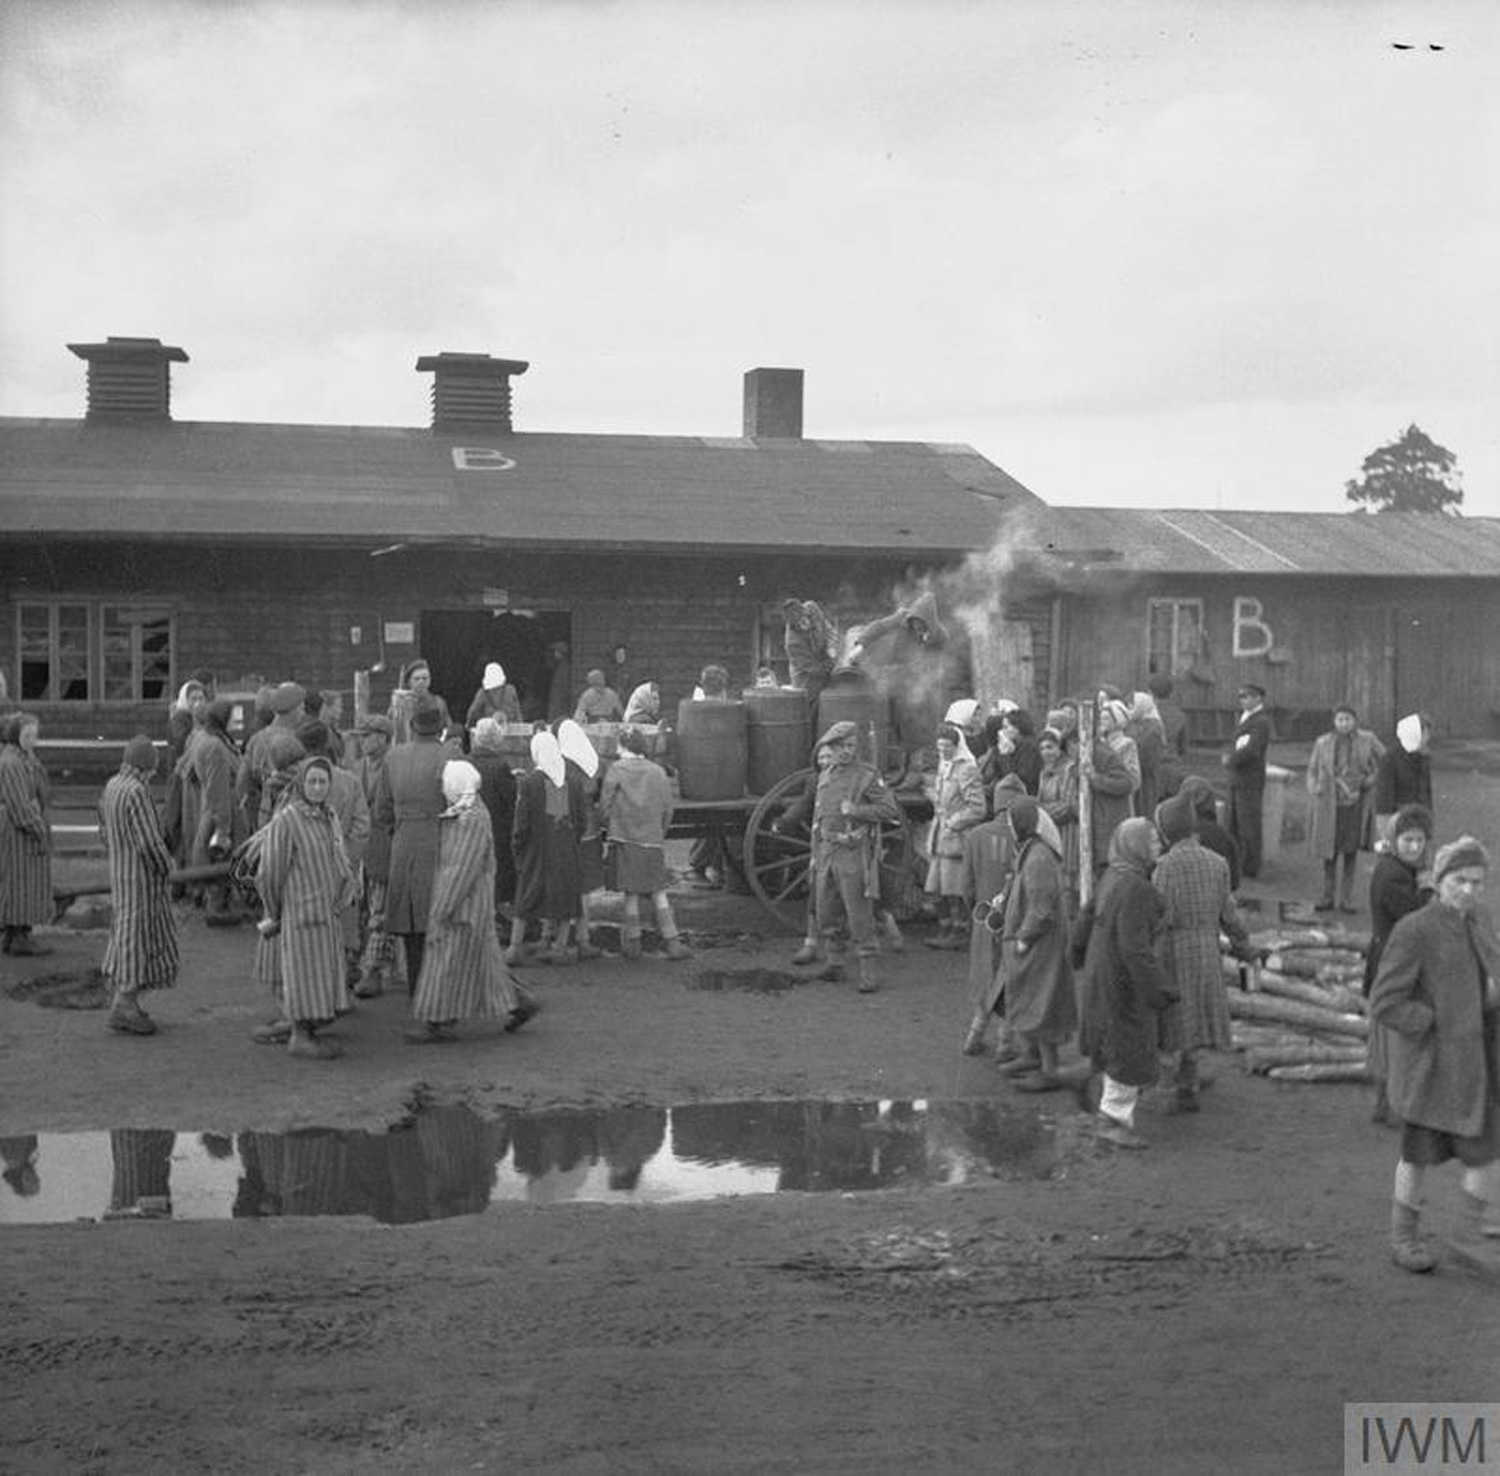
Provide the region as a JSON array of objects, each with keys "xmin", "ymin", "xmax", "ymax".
[
  {"xmin": 599, "ymin": 726, "xmax": 693, "ymax": 960},
  {"xmin": 465, "ymin": 662, "xmax": 522, "ymax": 729},
  {"xmin": 468, "ymin": 717, "xmax": 518, "ymax": 924},
  {"xmin": 1036, "ymin": 726, "xmax": 1079, "ymax": 903},
  {"xmin": 190, "ymin": 698, "xmax": 250, "ymax": 925},
  {"xmin": 1072, "ymin": 817, "xmax": 1173, "ymax": 1149},
  {"xmin": 1371, "ymin": 836, "xmax": 1500, "ymax": 1274},
  {"xmin": 98, "ymin": 735, "xmax": 179, "ymax": 1035},
  {"xmin": 163, "ymin": 680, "xmax": 207, "ymax": 870},
  {"xmin": 622, "ymin": 679, "xmax": 662, "ymax": 727},
  {"xmin": 959, "ymin": 774, "xmax": 1028, "ymax": 1057},
  {"xmin": 1153, "ymin": 791, "xmax": 1253, "ymax": 1113},
  {"xmin": 923, "ymin": 723, "xmax": 987, "ymax": 950},
  {"xmin": 507, "ymin": 729, "xmax": 586, "ymax": 965},
  {"xmin": 556, "ymin": 719, "xmax": 606, "ymax": 960},
  {"xmin": 0, "ymin": 713, "xmax": 52, "ymax": 957},
  {"xmin": 1127, "ymin": 690, "xmax": 1167, "ymax": 816},
  {"xmin": 1374, "ymin": 713, "xmax": 1434, "ymax": 844},
  {"xmin": 1180, "ymin": 776, "xmax": 1240, "ymax": 890},
  {"xmin": 1086, "ymin": 701, "xmax": 1140, "ymax": 878},
  {"xmin": 995, "ymin": 797, "xmax": 1077, "ymax": 1093},
  {"xmin": 408, "ymin": 760, "xmax": 535, "ymax": 1043},
  {"xmin": 1363, "ymin": 804, "xmax": 1434, "ymax": 1126},
  {"xmin": 388, "ymin": 659, "xmax": 454, "ymax": 745},
  {"xmin": 783, "ymin": 599, "xmax": 838, "ymax": 707},
  {"xmin": 254, "ymin": 755, "xmax": 356, "ymax": 1060}
]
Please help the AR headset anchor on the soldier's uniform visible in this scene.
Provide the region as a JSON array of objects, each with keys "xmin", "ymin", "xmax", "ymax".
[{"xmin": 811, "ymin": 721, "xmax": 902, "ymax": 991}]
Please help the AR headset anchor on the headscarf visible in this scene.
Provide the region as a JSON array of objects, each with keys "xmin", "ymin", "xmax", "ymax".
[
  {"xmin": 441, "ymin": 758, "xmax": 482, "ymax": 814},
  {"xmin": 172, "ymin": 680, "xmax": 206, "ymax": 714},
  {"xmin": 1433, "ymin": 835, "xmax": 1488, "ymax": 885},
  {"xmin": 483, "ymin": 662, "xmax": 506, "ymax": 691},
  {"xmin": 471, "ymin": 716, "xmax": 505, "ymax": 754},
  {"xmin": 203, "ymin": 699, "xmax": 235, "ymax": 735},
  {"xmin": 297, "ymin": 755, "xmax": 334, "ymax": 805},
  {"xmin": 1396, "ymin": 714, "xmax": 1426, "ymax": 754},
  {"xmin": 1008, "ymin": 796, "xmax": 1040, "ymax": 844},
  {"xmin": 1180, "ymin": 775, "xmax": 1218, "ymax": 823},
  {"xmin": 992, "ymin": 772, "xmax": 1027, "ymax": 813},
  {"xmin": 1129, "ymin": 691, "xmax": 1161, "ymax": 726},
  {"xmin": 1154, "ymin": 791, "xmax": 1196, "ymax": 846},
  {"xmin": 530, "ymin": 730, "xmax": 566, "ymax": 789},
  {"xmin": 944, "ymin": 698, "xmax": 980, "ymax": 730},
  {"xmin": 935, "ymin": 721, "xmax": 974, "ymax": 769},
  {"xmin": 623, "ymin": 682, "xmax": 661, "ymax": 724},
  {"xmin": 123, "ymin": 734, "xmax": 158, "ymax": 775},
  {"xmin": 1108, "ymin": 817, "xmax": 1158, "ymax": 877},
  {"xmin": 1100, "ymin": 699, "xmax": 1131, "ymax": 738},
  {"xmin": 556, "ymin": 718, "xmax": 600, "ymax": 780}
]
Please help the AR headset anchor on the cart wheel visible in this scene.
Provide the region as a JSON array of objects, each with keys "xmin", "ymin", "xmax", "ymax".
[{"xmin": 742, "ymin": 769, "xmax": 915, "ymax": 934}]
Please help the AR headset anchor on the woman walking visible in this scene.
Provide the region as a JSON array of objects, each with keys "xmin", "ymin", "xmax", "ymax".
[
  {"xmin": 98, "ymin": 735, "xmax": 179, "ymax": 1035},
  {"xmin": 408, "ymin": 760, "xmax": 535, "ymax": 1044},
  {"xmin": 1152, "ymin": 791, "xmax": 1252, "ymax": 1112},
  {"xmin": 1370, "ymin": 836, "xmax": 1500, "ymax": 1274},
  {"xmin": 1363, "ymin": 804, "xmax": 1434, "ymax": 1126},
  {"xmin": 254, "ymin": 756, "xmax": 356, "ymax": 1060},
  {"xmin": 507, "ymin": 729, "xmax": 585, "ymax": 965},
  {"xmin": 190, "ymin": 698, "xmax": 249, "ymax": 924},
  {"xmin": 995, "ymin": 797, "xmax": 1077, "ymax": 1093},
  {"xmin": 0, "ymin": 713, "xmax": 52, "ymax": 957},
  {"xmin": 1073, "ymin": 817, "xmax": 1173, "ymax": 1149}
]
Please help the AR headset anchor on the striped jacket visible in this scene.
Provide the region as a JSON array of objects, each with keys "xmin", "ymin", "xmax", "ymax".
[
  {"xmin": 257, "ymin": 797, "xmax": 354, "ymax": 1024},
  {"xmin": 0, "ymin": 744, "xmax": 51, "ymax": 926},
  {"xmin": 99, "ymin": 767, "xmax": 179, "ymax": 991},
  {"xmin": 413, "ymin": 805, "xmax": 519, "ymax": 1025}
]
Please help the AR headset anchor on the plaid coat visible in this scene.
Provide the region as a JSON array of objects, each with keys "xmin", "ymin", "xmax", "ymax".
[
  {"xmin": 99, "ymin": 767, "xmax": 178, "ymax": 992},
  {"xmin": 1153, "ymin": 838, "xmax": 1247, "ymax": 1052},
  {"xmin": 0, "ymin": 744, "xmax": 50, "ymax": 926}
]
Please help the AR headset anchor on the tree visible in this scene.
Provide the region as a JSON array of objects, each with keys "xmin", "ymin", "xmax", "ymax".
[{"xmin": 1345, "ymin": 423, "xmax": 1463, "ymax": 514}]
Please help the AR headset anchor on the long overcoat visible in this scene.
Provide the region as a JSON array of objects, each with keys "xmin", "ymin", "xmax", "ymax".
[
  {"xmin": 413, "ymin": 804, "xmax": 521, "ymax": 1025},
  {"xmin": 998, "ymin": 837, "xmax": 1077, "ymax": 1043},
  {"xmin": 1363, "ymin": 851, "xmax": 1431, "ymax": 1084},
  {"xmin": 960, "ymin": 817, "xmax": 1017, "ymax": 1016},
  {"xmin": 189, "ymin": 727, "xmax": 247, "ymax": 866},
  {"xmin": 1305, "ymin": 728, "xmax": 1383, "ymax": 860},
  {"xmin": 1153, "ymin": 838, "xmax": 1246, "ymax": 1052},
  {"xmin": 256, "ymin": 796, "xmax": 353, "ymax": 1025},
  {"xmin": 1369, "ymin": 899, "xmax": 1500, "ymax": 1138},
  {"xmin": 98, "ymin": 767, "xmax": 179, "ymax": 992},
  {"xmin": 375, "ymin": 735, "xmax": 451, "ymax": 934},
  {"xmin": 1086, "ymin": 741, "xmax": 1135, "ymax": 868},
  {"xmin": 1073, "ymin": 867, "xmax": 1172, "ymax": 1086},
  {"xmin": 512, "ymin": 766, "xmax": 586, "ymax": 921},
  {"xmin": 0, "ymin": 744, "xmax": 51, "ymax": 926},
  {"xmin": 470, "ymin": 751, "xmax": 518, "ymax": 907}
]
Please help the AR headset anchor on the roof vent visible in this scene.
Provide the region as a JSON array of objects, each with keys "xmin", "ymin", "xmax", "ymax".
[
  {"xmin": 66, "ymin": 337, "xmax": 189, "ymax": 421},
  {"xmin": 416, "ymin": 351, "xmax": 530, "ymax": 434},
  {"xmin": 743, "ymin": 367, "xmax": 804, "ymax": 439}
]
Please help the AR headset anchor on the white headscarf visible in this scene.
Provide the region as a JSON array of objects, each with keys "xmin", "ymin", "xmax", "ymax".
[
  {"xmin": 483, "ymin": 662, "xmax": 506, "ymax": 691},
  {"xmin": 530, "ymin": 731, "xmax": 566, "ymax": 788},
  {"xmin": 441, "ymin": 759, "xmax": 481, "ymax": 815},
  {"xmin": 944, "ymin": 698, "xmax": 979, "ymax": 729},
  {"xmin": 556, "ymin": 718, "xmax": 600, "ymax": 779},
  {"xmin": 1396, "ymin": 713, "xmax": 1425, "ymax": 754},
  {"xmin": 172, "ymin": 680, "xmax": 203, "ymax": 713}
]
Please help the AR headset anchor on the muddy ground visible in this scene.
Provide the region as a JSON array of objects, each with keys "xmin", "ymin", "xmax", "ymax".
[{"xmin": 2, "ymin": 746, "xmax": 1498, "ymax": 1474}]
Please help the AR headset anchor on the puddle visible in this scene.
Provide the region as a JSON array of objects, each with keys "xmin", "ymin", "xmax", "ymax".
[{"xmin": 0, "ymin": 1099, "xmax": 1065, "ymax": 1225}]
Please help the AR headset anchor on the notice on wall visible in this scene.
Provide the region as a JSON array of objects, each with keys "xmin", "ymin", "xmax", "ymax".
[{"xmin": 383, "ymin": 621, "xmax": 415, "ymax": 646}]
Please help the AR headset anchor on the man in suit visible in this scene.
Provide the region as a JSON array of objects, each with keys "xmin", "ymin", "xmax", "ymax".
[{"xmin": 1222, "ymin": 683, "xmax": 1273, "ymax": 879}]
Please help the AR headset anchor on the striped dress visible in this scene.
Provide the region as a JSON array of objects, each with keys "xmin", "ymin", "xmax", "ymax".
[
  {"xmin": 256, "ymin": 796, "xmax": 353, "ymax": 1025},
  {"xmin": 99, "ymin": 767, "xmax": 179, "ymax": 992},
  {"xmin": 413, "ymin": 804, "xmax": 521, "ymax": 1025},
  {"xmin": 0, "ymin": 744, "xmax": 52, "ymax": 927}
]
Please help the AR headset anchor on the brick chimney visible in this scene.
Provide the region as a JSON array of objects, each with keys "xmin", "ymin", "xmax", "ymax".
[
  {"xmin": 416, "ymin": 351, "xmax": 530, "ymax": 434},
  {"xmin": 742, "ymin": 367, "xmax": 804, "ymax": 439},
  {"xmin": 67, "ymin": 337, "xmax": 189, "ymax": 421}
]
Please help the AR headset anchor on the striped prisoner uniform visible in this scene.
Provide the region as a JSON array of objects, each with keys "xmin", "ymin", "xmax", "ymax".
[
  {"xmin": 0, "ymin": 743, "xmax": 51, "ymax": 927},
  {"xmin": 99, "ymin": 765, "xmax": 179, "ymax": 993}
]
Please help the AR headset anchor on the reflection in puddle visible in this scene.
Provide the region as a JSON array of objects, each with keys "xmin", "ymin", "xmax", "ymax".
[{"xmin": 0, "ymin": 1099, "xmax": 1060, "ymax": 1226}]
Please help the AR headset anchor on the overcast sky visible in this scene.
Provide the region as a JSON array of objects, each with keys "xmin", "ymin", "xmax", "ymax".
[{"xmin": 2, "ymin": 0, "xmax": 1496, "ymax": 516}]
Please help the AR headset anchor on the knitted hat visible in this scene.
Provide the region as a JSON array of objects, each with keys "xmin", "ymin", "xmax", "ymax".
[
  {"xmin": 1433, "ymin": 835, "xmax": 1489, "ymax": 885},
  {"xmin": 410, "ymin": 696, "xmax": 444, "ymax": 736},
  {"xmin": 270, "ymin": 681, "xmax": 306, "ymax": 714},
  {"xmin": 123, "ymin": 734, "xmax": 158, "ymax": 773},
  {"xmin": 1154, "ymin": 790, "xmax": 1196, "ymax": 846}
]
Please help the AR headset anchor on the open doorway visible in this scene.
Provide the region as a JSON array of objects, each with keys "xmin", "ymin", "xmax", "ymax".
[{"xmin": 419, "ymin": 609, "xmax": 572, "ymax": 724}]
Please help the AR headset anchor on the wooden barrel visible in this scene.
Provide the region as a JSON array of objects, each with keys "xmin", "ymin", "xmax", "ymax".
[
  {"xmin": 675, "ymin": 699, "xmax": 748, "ymax": 800},
  {"xmin": 816, "ymin": 688, "xmax": 892, "ymax": 771},
  {"xmin": 743, "ymin": 687, "xmax": 812, "ymax": 794}
]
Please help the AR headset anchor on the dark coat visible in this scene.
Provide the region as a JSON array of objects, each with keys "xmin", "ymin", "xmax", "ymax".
[
  {"xmin": 1086, "ymin": 741, "xmax": 1135, "ymax": 872},
  {"xmin": 998, "ymin": 838, "xmax": 1077, "ymax": 1043},
  {"xmin": 512, "ymin": 767, "xmax": 586, "ymax": 921},
  {"xmin": 1363, "ymin": 853, "xmax": 1430, "ymax": 995},
  {"xmin": 1073, "ymin": 867, "xmax": 1173, "ymax": 1086},
  {"xmin": 1370, "ymin": 899, "xmax": 1500, "ymax": 1138},
  {"xmin": 1374, "ymin": 745, "xmax": 1432, "ymax": 818},
  {"xmin": 374, "ymin": 735, "xmax": 452, "ymax": 934},
  {"xmin": 1225, "ymin": 709, "xmax": 1273, "ymax": 789},
  {"xmin": 1197, "ymin": 818, "xmax": 1241, "ymax": 891},
  {"xmin": 470, "ymin": 751, "xmax": 518, "ymax": 906}
]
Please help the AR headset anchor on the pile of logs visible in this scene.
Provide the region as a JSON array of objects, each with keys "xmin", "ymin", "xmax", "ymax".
[{"xmin": 1223, "ymin": 925, "xmax": 1373, "ymax": 1083}]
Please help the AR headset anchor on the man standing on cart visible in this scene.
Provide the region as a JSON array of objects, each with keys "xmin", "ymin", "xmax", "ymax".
[{"xmin": 809, "ymin": 720, "xmax": 902, "ymax": 994}]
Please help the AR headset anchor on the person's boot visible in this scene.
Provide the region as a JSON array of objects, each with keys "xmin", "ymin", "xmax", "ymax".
[
  {"xmin": 1390, "ymin": 1201, "xmax": 1437, "ymax": 1273},
  {"xmin": 287, "ymin": 1025, "xmax": 342, "ymax": 1061},
  {"xmin": 818, "ymin": 944, "xmax": 847, "ymax": 983},
  {"xmin": 662, "ymin": 935, "xmax": 693, "ymax": 961},
  {"xmin": 855, "ymin": 955, "xmax": 879, "ymax": 994},
  {"xmin": 108, "ymin": 995, "xmax": 157, "ymax": 1036},
  {"xmin": 353, "ymin": 964, "xmax": 385, "ymax": 999},
  {"xmin": 880, "ymin": 912, "xmax": 906, "ymax": 954},
  {"xmin": 1447, "ymin": 1191, "xmax": 1500, "ymax": 1277},
  {"xmin": 791, "ymin": 937, "xmax": 821, "ymax": 966}
]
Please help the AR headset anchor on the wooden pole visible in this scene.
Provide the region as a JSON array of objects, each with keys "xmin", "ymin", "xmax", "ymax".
[{"xmin": 1077, "ymin": 698, "xmax": 1095, "ymax": 909}]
